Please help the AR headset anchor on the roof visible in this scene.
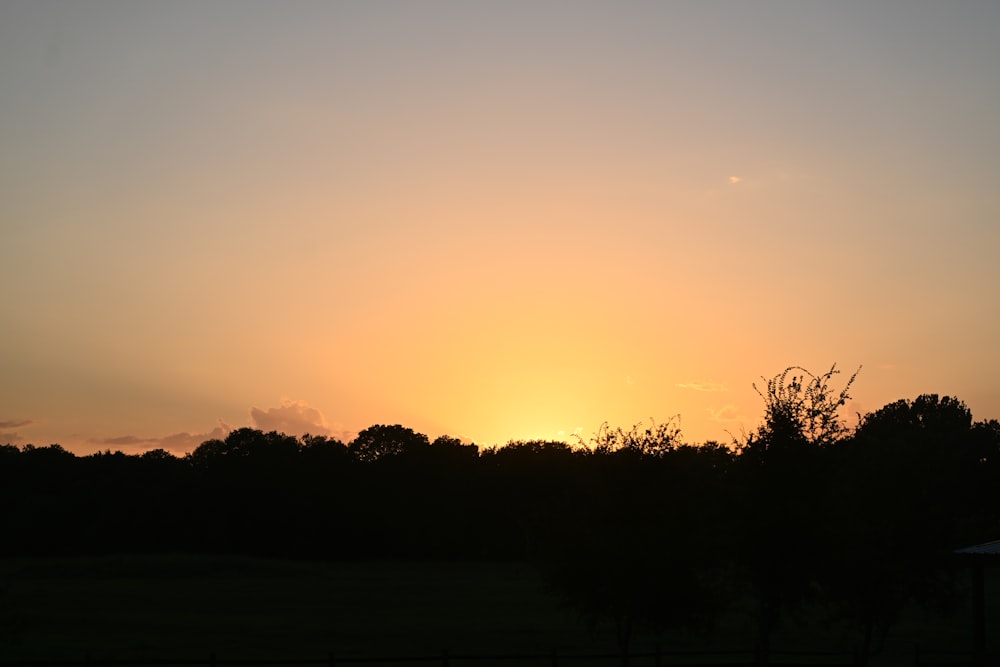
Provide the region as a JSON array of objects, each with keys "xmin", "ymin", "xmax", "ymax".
[{"xmin": 954, "ymin": 540, "xmax": 1000, "ymax": 557}]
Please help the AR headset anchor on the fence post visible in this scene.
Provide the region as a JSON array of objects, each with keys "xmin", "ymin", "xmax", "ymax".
[
  {"xmin": 442, "ymin": 648, "xmax": 449, "ymax": 667},
  {"xmin": 329, "ymin": 652, "xmax": 336, "ymax": 667},
  {"xmin": 210, "ymin": 652, "xmax": 217, "ymax": 667},
  {"xmin": 551, "ymin": 648, "xmax": 558, "ymax": 667},
  {"xmin": 655, "ymin": 642, "xmax": 661, "ymax": 667}
]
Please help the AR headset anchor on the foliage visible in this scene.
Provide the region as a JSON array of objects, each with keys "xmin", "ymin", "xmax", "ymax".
[
  {"xmin": 736, "ymin": 364, "xmax": 859, "ymax": 662},
  {"xmin": 585, "ymin": 416, "xmax": 683, "ymax": 456},
  {"xmin": 818, "ymin": 394, "xmax": 983, "ymax": 664},
  {"xmin": 539, "ymin": 440, "xmax": 732, "ymax": 664},
  {"xmin": 751, "ymin": 363, "xmax": 860, "ymax": 448},
  {"xmin": 348, "ymin": 424, "xmax": 429, "ymax": 462}
]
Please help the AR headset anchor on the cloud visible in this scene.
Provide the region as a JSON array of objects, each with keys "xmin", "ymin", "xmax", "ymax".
[
  {"xmin": 0, "ymin": 419, "xmax": 35, "ymax": 429},
  {"xmin": 707, "ymin": 404, "xmax": 746, "ymax": 423},
  {"xmin": 81, "ymin": 399, "xmax": 349, "ymax": 456},
  {"xmin": 156, "ymin": 427, "xmax": 230, "ymax": 452},
  {"xmin": 706, "ymin": 403, "xmax": 759, "ymax": 424},
  {"xmin": 98, "ymin": 435, "xmax": 148, "ymax": 446},
  {"xmin": 249, "ymin": 399, "xmax": 333, "ymax": 437},
  {"xmin": 845, "ymin": 401, "xmax": 867, "ymax": 426},
  {"xmin": 0, "ymin": 431, "xmax": 28, "ymax": 446},
  {"xmin": 676, "ymin": 381, "xmax": 728, "ymax": 393},
  {"xmin": 89, "ymin": 422, "xmax": 232, "ymax": 455},
  {"xmin": 0, "ymin": 418, "xmax": 37, "ymax": 446},
  {"xmin": 728, "ymin": 176, "xmax": 743, "ymax": 185}
]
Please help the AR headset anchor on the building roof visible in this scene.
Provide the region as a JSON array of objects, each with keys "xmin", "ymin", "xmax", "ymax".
[{"xmin": 954, "ymin": 540, "xmax": 1000, "ymax": 557}]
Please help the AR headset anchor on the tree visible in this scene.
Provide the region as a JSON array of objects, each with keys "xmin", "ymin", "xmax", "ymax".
[
  {"xmin": 735, "ymin": 364, "xmax": 859, "ymax": 664},
  {"xmin": 541, "ymin": 426, "xmax": 730, "ymax": 665},
  {"xmin": 429, "ymin": 434, "xmax": 479, "ymax": 462},
  {"xmin": 586, "ymin": 417, "xmax": 683, "ymax": 457},
  {"xmin": 820, "ymin": 395, "xmax": 978, "ymax": 664},
  {"xmin": 543, "ymin": 499, "xmax": 715, "ymax": 666},
  {"xmin": 751, "ymin": 364, "xmax": 859, "ymax": 450},
  {"xmin": 348, "ymin": 424, "xmax": 429, "ymax": 463},
  {"xmin": 299, "ymin": 433, "xmax": 349, "ymax": 466}
]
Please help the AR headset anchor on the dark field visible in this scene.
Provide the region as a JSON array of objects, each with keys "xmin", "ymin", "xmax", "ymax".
[
  {"xmin": 0, "ymin": 555, "xmax": 995, "ymax": 666},
  {"xmin": 0, "ymin": 555, "xmax": 627, "ymax": 661}
]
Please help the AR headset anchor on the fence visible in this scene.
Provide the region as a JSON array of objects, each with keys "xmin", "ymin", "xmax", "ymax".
[{"xmin": 0, "ymin": 647, "xmax": 870, "ymax": 667}]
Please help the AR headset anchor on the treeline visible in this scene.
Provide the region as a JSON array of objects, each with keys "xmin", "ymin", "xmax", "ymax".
[{"xmin": 2, "ymin": 368, "xmax": 999, "ymax": 661}]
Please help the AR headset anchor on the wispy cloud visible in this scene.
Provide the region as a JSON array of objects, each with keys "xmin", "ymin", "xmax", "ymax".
[
  {"xmin": 157, "ymin": 427, "xmax": 231, "ymax": 451},
  {"xmin": 89, "ymin": 422, "xmax": 232, "ymax": 454},
  {"xmin": 97, "ymin": 435, "xmax": 147, "ymax": 446},
  {"xmin": 707, "ymin": 404, "xmax": 747, "ymax": 423},
  {"xmin": 728, "ymin": 176, "xmax": 743, "ymax": 185},
  {"xmin": 83, "ymin": 399, "xmax": 350, "ymax": 456},
  {"xmin": 844, "ymin": 401, "xmax": 867, "ymax": 427},
  {"xmin": 0, "ymin": 418, "xmax": 37, "ymax": 446},
  {"xmin": 676, "ymin": 381, "xmax": 728, "ymax": 393},
  {"xmin": 0, "ymin": 432, "xmax": 27, "ymax": 446},
  {"xmin": 0, "ymin": 419, "xmax": 34, "ymax": 429}
]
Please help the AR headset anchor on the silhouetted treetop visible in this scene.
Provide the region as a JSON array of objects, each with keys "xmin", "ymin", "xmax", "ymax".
[
  {"xmin": 428, "ymin": 434, "xmax": 479, "ymax": 462},
  {"xmin": 585, "ymin": 417, "xmax": 683, "ymax": 457},
  {"xmin": 857, "ymin": 394, "xmax": 972, "ymax": 439},
  {"xmin": 299, "ymin": 433, "xmax": 349, "ymax": 466},
  {"xmin": 186, "ymin": 428, "xmax": 301, "ymax": 469},
  {"xmin": 482, "ymin": 440, "xmax": 576, "ymax": 467},
  {"xmin": 750, "ymin": 363, "xmax": 860, "ymax": 450},
  {"xmin": 348, "ymin": 424, "xmax": 429, "ymax": 462}
]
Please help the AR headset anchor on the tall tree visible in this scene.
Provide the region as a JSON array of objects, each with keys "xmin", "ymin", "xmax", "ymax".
[
  {"xmin": 541, "ymin": 426, "xmax": 730, "ymax": 665},
  {"xmin": 821, "ymin": 394, "xmax": 979, "ymax": 664},
  {"xmin": 735, "ymin": 364, "xmax": 858, "ymax": 663}
]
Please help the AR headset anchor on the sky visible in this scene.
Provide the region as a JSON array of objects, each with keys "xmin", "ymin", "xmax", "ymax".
[{"xmin": 2, "ymin": 1, "xmax": 999, "ymax": 455}]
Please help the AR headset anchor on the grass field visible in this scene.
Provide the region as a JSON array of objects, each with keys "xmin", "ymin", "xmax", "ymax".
[
  {"xmin": 0, "ymin": 554, "xmax": 995, "ymax": 665},
  {"xmin": 0, "ymin": 555, "xmax": 622, "ymax": 661}
]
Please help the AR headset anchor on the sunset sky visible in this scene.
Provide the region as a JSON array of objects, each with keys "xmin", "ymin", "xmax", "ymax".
[{"xmin": 2, "ymin": 1, "xmax": 999, "ymax": 454}]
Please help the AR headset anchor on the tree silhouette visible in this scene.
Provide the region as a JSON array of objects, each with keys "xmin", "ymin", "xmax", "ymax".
[
  {"xmin": 348, "ymin": 424, "xmax": 429, "ymax": 463},
  {"xmin": 735, "ymin": 364, "xmax": 858, "ymax": 664},
  {"xmin": 540, "ymin": 438, "xmax": 733, "ymax": 664},
  {"xmin": 820, "ymin": 394, "xmax": 981, "ymax": 664},
  {"xmin": 586, "ymin": 417, "xmax": 683, "ymax": 457},
  {"xmin": 751, "ymin": 364, "xmax": 859, "ymax": 450}
]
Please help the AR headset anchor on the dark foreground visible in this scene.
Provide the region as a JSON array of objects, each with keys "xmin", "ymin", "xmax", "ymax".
[{"xmin": 0, "ymin": 555, "xmax": 993, "ymax": 666}]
